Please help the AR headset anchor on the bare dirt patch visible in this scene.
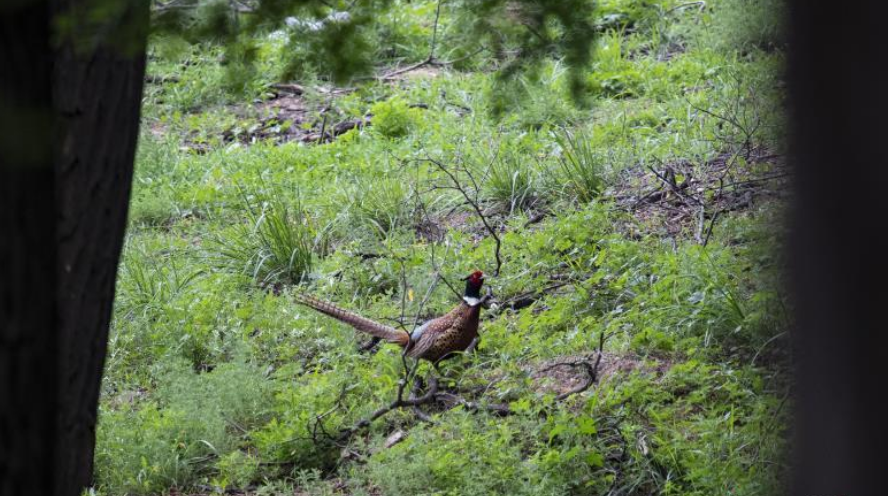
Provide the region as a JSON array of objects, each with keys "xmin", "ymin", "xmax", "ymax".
[
  {"xmin": 531, "ymin": 351, "xmax": 671, "ymax": 398},
  {"xmin": 611, "ymin": 147, "xmax": 788, "ymax": 239}
]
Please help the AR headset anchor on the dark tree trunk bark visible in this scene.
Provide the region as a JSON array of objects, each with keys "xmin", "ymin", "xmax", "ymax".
[
  {"xmin": 0, "ymin": 0, "xmax": 148, "ymax": 495},
  {"xmin": 787, "ymin": 1, "xmax": 888, "ymax": 495}
]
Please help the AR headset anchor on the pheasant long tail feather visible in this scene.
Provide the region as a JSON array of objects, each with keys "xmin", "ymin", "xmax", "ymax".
[{"xmin": 295, "ymin": 294, "xmax": 409, "ymax": 347}]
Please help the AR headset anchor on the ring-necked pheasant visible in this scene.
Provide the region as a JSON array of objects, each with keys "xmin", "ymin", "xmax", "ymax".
[{"xmin": 295, "ymin": 271, "xmax": 486, "ymax": 363}]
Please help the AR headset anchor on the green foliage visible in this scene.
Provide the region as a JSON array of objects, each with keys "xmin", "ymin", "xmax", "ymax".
[
  {"xmin": 214, "ymin": 450, "xmax": 261, "ymax": 490},
  {"xmin": 595, "ymin": 0, "xmax": 670, "ymax": 32},
  {"xmin": 118, "ymin": 246, "xmax": 202, "ymax": 318},
  {"xmin": 351, "ymin": 413, "xmax": 568, "ymax": 495},
  {"xmin": 349, "ymin": 176, "xmax": 416, "ymax": 237},
  {"xmin": 370, "ymin": 97, "xmax": 422, "ymax": 138},
  {"xmin": 128, "ymin": 191, "xmax": 176, "ymax": 228},
  {"xmin": 703, "ymin": 0, "xmax": 786, "ymax": 53},
  {"xmin": 95, "ymin": 360, "xmax": 273, "ymax": 494}
]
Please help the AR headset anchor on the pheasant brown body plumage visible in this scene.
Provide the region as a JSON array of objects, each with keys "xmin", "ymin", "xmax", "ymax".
[{"xmin": 295, "ymin": 271, "xmax": 485, "ymax": 363}]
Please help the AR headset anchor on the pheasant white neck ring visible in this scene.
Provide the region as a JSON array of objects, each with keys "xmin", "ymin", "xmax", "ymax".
[{"xmin": 463, "ymin": 296, "xmax": 482, "ymax": 307}]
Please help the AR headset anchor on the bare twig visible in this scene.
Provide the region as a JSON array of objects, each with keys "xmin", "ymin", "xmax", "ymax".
[
  {"xmin": 428, "ymin": 0, "xmax": 443, "ymax": 61},
  {"xmin": 423, "ymin": 156, "xmax": 503, "ymax": 276},
  {"xmin": 375, "ymin": 0, "xmax": 444, "ymax": 81},
  {"xmin": 410, "ymin": 377, "xmax": 435, "ymax": 423},
  {"xmin": 701, "ymin": 208, "xmax": 722, "ymax": 247},
  {"xmin": 338, "ymin": 371, "xmax": 438, "ymax": 441}
]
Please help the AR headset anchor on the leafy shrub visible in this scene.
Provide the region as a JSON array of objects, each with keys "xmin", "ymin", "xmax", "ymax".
[{"xmin": 370, "ymin": 97, "xmax": 422, "ymax": 138}]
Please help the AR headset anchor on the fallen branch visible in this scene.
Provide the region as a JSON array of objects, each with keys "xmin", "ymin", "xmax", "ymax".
[
  {"xmin": 269, "ymin": 83, "xmax": 306, "ymax": 95},
  {"xmin": 145, "ymin": 74, "xmax": 180, "ymax": 84},
  {"xmin": 301, "ymin": 116, "xmax": 371, "ymax": 143},
  {"xmin": 338, "ymin": 375, "xmax": 439, "ymax": 441}
]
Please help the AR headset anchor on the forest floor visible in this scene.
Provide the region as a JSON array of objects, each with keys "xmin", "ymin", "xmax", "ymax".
[{"xmin": 96, "ymin": 1, "xmax": 791, "ymax": 495}]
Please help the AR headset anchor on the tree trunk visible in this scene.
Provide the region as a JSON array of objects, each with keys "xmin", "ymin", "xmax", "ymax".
[
  {"xmin": 0, "ymin": 0, "xmax": 148, "ymax": 494},
  {"xmin": 787, "ymin": 1, "xmax": 888, "ymax": 495}
]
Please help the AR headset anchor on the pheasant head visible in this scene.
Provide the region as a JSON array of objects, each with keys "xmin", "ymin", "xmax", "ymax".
[{"xmin": 462, "ymin": 270, "xmax": 485, "ymax": 306}]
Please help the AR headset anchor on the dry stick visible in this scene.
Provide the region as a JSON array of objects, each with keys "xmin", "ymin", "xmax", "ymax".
[
  {"xmin": 316, "ymin": 110, "xmax": 329, "ymax": 146},
  {"xmin": 695, "ymin": 205, "xmax": 706, "ymax": 245},
  {"xmin": 492, "ymin": 281, "xmax": 574, "ymax": 315},
  {"xmin": 434, "ymin": 391, "xmax": 513, "ymax": 417},
  {"xmin": 340, "ymin": 331, "xmax": 608, "ymax": 438},
  {"xmin": 647, "ymin": 164, "xmax": 702, "ymax": 207},
  {"xmin": 705, "ymin": 172, "xmax": 790, "ymax": 192},
  {"xmin": 411, "ymin": 377, "xmax": 435, "ymax": 423},
  {"xmin": 339, "ymin": 268, "xmax": 442, "ymax": 440},
  {"xmin": 701, "ymin": 208, "xmax": 722, "ymax": 247},
  {"xmin": 647, "ymin": 163, "xmax": 713, "ymax": 244},
  {"xmin": 428, "ymin": 0, "xmax": 443, "ymax": 62},
  {"xmin": 424, "ymin": 157, "xmax": 503, "ymax": 276}
]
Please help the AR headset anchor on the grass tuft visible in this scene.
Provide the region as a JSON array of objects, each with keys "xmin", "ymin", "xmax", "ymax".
[
  {"xmin": 214, "ymin": 190, "xmax": 321, "ymax": 286},
  {"xmin": 484, "ymin": 149, "xmax": 541, "ymax": 214},
  {"xmin": 551, "ymin": 128, "xmax": 605, "ymax": 203}
]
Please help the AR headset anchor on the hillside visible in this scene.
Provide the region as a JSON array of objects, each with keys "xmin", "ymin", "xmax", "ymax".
[{"xmin": 97, "ymin": 1, "xmax": 790, "ymax": 494}]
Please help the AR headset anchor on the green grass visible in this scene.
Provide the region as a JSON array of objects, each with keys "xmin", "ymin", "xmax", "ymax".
[
  {"xmin": 213, "ymin": 190, "xmax": 321, "ymax": 286},
  {"xmin": 484, "ymin": 147, "xmax": 541, "ymax": 215},
  {"xmin": 552, "ymin": 128, "xmax": 606, "ymax": 203},
  {"xmin": 97, "ymin": 1, "xmax": 790, "ymax": 494}
]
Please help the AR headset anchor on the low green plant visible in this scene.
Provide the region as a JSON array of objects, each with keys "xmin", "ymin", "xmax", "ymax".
[
  {"xmin": 350, "ymin": 176, "xmax": 415, "ymax": 237},
  {"xmin": 703, "ymin": 0, "xmax": 786, "ymax": 53},
  {"xmin": 129, "ymin": 191, "xmax": 176, "ymax": 228},
  {"xmin": 214, "ymin": 450, "xmax": 261, "ymax": 490},
  {"xmin": 370, "ymin": 97, "xmax": 422, "ymax": 138},
  {"xmin": 214, "ymin": 191, "xmax": 321, "ymax": 286},
  {"xmin": 118, "ymin": 248, "xmax": 202, "ymax": 318},
  {"xmin": 551, "ymin": 129, "xmax": 605, "ymax": 203},
  {"xmin": 95, "ymin": 360, "xmax": 273, "ymax": 495},
  {"xmin": 485, "ymin": 150, "xmax": 541, "ymax": 214}
]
